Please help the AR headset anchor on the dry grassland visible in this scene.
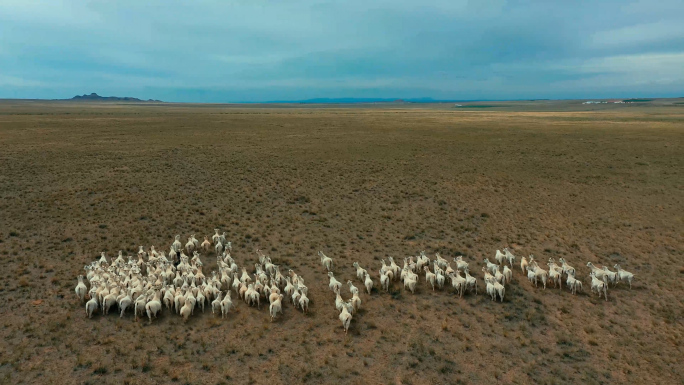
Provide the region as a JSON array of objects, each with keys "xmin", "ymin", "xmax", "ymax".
[{"xmin": 0, "ymin": 102, "xmax": 682, "ymax": 384}]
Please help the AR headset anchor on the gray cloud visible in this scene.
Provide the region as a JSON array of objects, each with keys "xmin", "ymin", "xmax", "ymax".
[{"xmin": 1, "ymin": 0, "xmax": 683, "ymax": 101}]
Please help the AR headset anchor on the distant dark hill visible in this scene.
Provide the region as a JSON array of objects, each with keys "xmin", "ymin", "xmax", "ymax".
[{"xmin": 69, "ymin": 93, "xmax": 162, "ymax": 102}]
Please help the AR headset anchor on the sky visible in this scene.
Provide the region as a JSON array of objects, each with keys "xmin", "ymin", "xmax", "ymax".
[{"xmin": 1, "ymin": 0, "xmax": 683, "ymax": 102}]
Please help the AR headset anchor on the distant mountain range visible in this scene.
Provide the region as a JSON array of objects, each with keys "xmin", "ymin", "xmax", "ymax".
[
  {"xmin": 69, "ymin": 93, "xmax": 162, "ymax": 102},
  {"xmin": 262, "ymin": 97, "xmax": 476, "ymax": 104}
]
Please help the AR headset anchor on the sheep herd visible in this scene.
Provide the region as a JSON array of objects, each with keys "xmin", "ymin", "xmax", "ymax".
[
  {"xmin": 74, "ymin": 230, "xmax": 309, "ymax": 324},
  {"xmin": 74, "ymin": 230, "xmax": 636, "ymax": 334}
]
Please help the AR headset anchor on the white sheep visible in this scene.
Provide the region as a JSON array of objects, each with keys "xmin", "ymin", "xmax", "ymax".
[
  {"xmin": 602, "ymin": 266, "xmax": 618, "ymax": 287},
  {"xmin": 347, "ymin": 280, "xmax": 359, "ymax": 296},
  {"xmin": 503, "ymin": 248, "xmax": 516, "ymax": 267},
  {"xmin": 185, "ymin": 238, "xmax": 195, "ymax": 255},
  {"xmin": 449, "ymin": 272, "xmax": 466, "ymax": 297},
  {"xmin": 350, "ymin": 292, "xmax": 361, "ymax": 314},
  {"xmin": 180, "ymin": 298, "xmax": 193, "ymax": 322},
  {"xmin": 566, "ymin": 274, "xmax": 582, "ymax": 295},
  {"xmin": 502, "ymin": 265, "xmax": 512, "ymax": 285},
  {"xmin": 145, "ymin": 291, "xmax": 162, "ymax": 324},
  {"xmin": 75, "ymin": 275, "xmax": 87, "ymax": 302},
  {"xmin": 558, "ymin": 258, "xmax": 575, "ymax": 277},
  {"xmin": 269, "ymin": 294, "xmax": 284, "ymax": 322},
  {"xmin": 453, "ymin": 256, "xmax": 469, "ymax": 272},
  {"xmin": 590, "ymin": 272, "xmax": 608, "ymax": 301},
  {"xmin": 339, "ymin": 305, "xmax": 352, "ymax": 334},
  {"xmin": 363, "ymin": 272, "xmax": 373, "ymax": 295},
  {"xmin": 85, "ymin": 296, "xmax": 98, "ymax": 319},
  {"xmin": 435, "ymin": 270, "xmax": 446, "ymax": 290},
  {"xmin": 328, "ymin": 272, "xmax": 342, "ymax": 292},
  {"xmin": 211, "ymin": 291, "xmax": 223, "ymax": 316},
  {"xmin": 403, "ymin": 274, "xmax": 417, "ymax": 294},
  {"xmin": 484, "ymin": 258, "xmax": 498, "ymax": 275},
  {"xmin": 353, "ymin": 262, "xmax": 367, "ymax": 282},
  {"xmin": 424, "ymin": 266, "xmax": 436, "ymax": 291},
  {"xmin": 463, "ymin": 268, "xmax": 477, "ymax": 294},
  {"xmin": 299, "ymin": 291, "xmax": 309, "ymax": 314},
  {"xmin": 520, "ymin": 256, "xmax": 528, "ymax": 274},
  {"xmin": 495, "ymin": 250, "xmax": 505, "ymax": 265},
  {"xmin": 221, "ymin": 291, "xmax": 233, "ymax": 318},
  {"xmin": 614, "ymin": 264, "xmax": 634, "ymax": 289},
  {"xmin": 172, "ymin": 235, "xmax": 182, "ymax": 252},
  {"xmin": 319, "ymin": 251, "xmax": 333, "ymax": 272},
  {"xmin": 379, "ymin": 271, "xmax": 390, "ymax": 292}
]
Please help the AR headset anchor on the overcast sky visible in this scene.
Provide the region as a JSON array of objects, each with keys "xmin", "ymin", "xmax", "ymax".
[{"xmin": 1, "ymin": 0, "xmax": 683, "ymax": 102}]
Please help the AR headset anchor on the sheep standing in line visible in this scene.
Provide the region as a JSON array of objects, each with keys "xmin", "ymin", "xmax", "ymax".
[
  {"xmin": 269, "ymin": 294, "xmax": 284, "ymax": 322},
  {"xmin": 424, "ymin": 266, "xmax": 436, "ymax": 291},
  {"xmin": 614, "ymin": 264, "xmax": 634, "ymax": 289},
  {"xmin": 590, "ymin": 272, "xmax": 608, "ymax": 301},
  {"xmin": 353, "ymin": 262, "xmax": 367, "ymax": 282},
  {"xmin": 339, "ymin": 305, "xmax": 352, "ymax": 334},
  {"xmin": 319, "ymin": 251, "xmax": 333, "ymax": 272},
  {"xmin": 328, "ymin": 272, "xmax": 342, "ymax": 292},
  {"xmin": 75, "ymin": 275, "xmax": 87, "ymax": 302},
  {"xmin": 363, "ymin": 272, "xmax": 374, "ymax": 295},
  {"xmin": 503, "ymin": 248, "xmax": 516, "ymax": 267},
  {"xmin": 520, "ymin": 256, "xmax": 528, "ymax": 274}
]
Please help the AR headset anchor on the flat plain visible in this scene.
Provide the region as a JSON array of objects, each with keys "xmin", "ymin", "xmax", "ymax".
[{"xmin": 0, "ymin": 101, "xmax": 682, "ymax": 385}]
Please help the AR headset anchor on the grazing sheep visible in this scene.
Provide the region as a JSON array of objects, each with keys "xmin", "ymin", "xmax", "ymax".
[
  {"xmin": 212, "ymin": 229, "xmax": 221, "ymax": 244},
  {"xmin": 614, "ymin": 264, "xmax": 634, "ymax": 289},
  {"xmin": 200, "ymin": 237, "xmax": 211, "ymax": 252},
  {"xmin": 319, "ymin": 251, "xmax": 333, "ymax": 272},
  {"xmin": 75, "ymin": 275, "xmax": 87, "ymax": 302}
]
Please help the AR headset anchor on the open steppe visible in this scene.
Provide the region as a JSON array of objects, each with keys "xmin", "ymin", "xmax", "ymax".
[{"xmin": 0, "ymin": 101, "xmax": 682, "ymax": 384}]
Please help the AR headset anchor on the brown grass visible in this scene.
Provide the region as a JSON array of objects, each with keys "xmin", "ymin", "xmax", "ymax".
[{"xmin": 0, "ymin": 101, "xmax": 682, "ymax": 384}]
